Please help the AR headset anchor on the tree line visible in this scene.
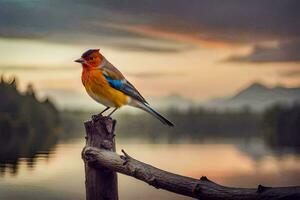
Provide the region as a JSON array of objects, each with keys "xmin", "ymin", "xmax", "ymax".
[{"xmin": 0, "ymin": 76, "xmax": 60, "ymax": 174}]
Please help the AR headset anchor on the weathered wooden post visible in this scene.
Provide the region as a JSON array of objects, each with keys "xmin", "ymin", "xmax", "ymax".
[{"xmin": 82, "ymin": 115, "xmax": 118, "ymax": 200}]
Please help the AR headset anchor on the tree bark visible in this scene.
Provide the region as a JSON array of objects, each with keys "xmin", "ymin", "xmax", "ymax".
[
  {"xmin": 82, "ymin": 115, "xmax": 118, "ymax": 200},
  {"xmin": 82, "ymin": 146, "xmax": 300, "ymax": 200}
]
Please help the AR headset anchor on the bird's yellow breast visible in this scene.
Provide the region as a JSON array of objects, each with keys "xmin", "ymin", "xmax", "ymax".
[{"xmin": 81, "ymin": 68, "xmax": 128, "ymax": 107}]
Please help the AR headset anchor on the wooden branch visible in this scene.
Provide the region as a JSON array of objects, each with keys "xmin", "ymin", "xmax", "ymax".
[
  {"xmin": 82, "ymin": 115, "xmax": 118, "ymax": 200},
  {"xmin": 82, "ymin": 146, "xmax": 300, "ymax": 200}
]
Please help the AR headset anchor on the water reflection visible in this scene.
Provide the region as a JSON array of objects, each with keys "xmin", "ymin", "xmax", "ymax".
[
  {"xmin": 0, "ymin": 130, "xmax": 58, "ymax": 176},
  {"xmin": 0, "ymin": 136, "xmax": 299, "ymax": 200}
]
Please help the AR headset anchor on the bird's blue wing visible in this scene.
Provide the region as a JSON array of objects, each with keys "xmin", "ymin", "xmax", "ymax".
[
  {"xmin": 104, "ymin": 74, "xmax": 147, "ymax": 103},
  {"xmin": 104, "ymin": 75, "xmax": 124, "ymax": 89}
]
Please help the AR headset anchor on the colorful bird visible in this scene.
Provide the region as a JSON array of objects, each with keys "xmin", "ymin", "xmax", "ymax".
[{"xmin": 75, "ymin": 49, "xmax": 174, "ymax": 127}]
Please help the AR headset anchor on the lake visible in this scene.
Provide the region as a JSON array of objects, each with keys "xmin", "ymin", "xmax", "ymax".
[{"xmin": 0, "ymin": 134, "xmax": 299, "ymax": 200}]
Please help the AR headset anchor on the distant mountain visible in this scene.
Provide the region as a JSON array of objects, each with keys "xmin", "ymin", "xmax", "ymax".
[{"xmin": 202, "ymin": 82, "xmax": 300, "ymax": 111}]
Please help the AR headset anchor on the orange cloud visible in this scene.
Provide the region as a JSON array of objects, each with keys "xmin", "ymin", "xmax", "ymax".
[{"xmin": 106, "ymin": 23, "xmax": 238, "ymax": 49}]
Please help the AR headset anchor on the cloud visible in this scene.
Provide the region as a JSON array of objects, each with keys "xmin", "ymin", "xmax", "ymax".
[
  {"xmin": 103, "ymin": 0, "xmax": 300, "ymax": 43},
  {"xmin": 0, "ymin": 0, "xmax": 299, "ymax": 57},
  {"xmin": 0, "ymin": 66, "xmax": 74, "ymax": 71},
  {"xmin": 111, "ymin": 43, "xmax": 184, "ymax": 53},
  {"xmin": 127, "ymin": 71, "xmax": 183, "ymax": 78},
  {"xmin": 278, "ymin": 69, "xmax": 300, "ymax": 78},
  {"xmin": 0, "ymin": 0, "xmax": 185, "ymax": 52},
  {"xmin": 224, "ymin": 41, "xmax": 300, "ymax": 63}
]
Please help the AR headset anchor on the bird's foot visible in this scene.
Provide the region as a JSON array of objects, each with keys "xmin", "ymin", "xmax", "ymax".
[
  {"xmin": 92, "ymin": 113, "xmax": 113, "ymax": 122},
  {"xmin": 92, "ymin": 113, "xmax": 103, "ymax": 122}
]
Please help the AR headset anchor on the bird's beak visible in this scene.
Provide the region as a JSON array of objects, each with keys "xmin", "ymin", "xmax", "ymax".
[{"xmin": 74, "ymin": 58, "xmax": 85, "ymax": 63}]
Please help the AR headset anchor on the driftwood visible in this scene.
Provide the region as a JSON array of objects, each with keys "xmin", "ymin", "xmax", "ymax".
[{"xmin": 82, "ymin": 116, "xmax": 300, "ymax": 200}]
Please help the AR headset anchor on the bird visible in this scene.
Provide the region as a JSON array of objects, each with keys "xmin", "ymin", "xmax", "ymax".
[{"xmin": 74, "ymin": 49, "xmax": 174, "ymax": 127}]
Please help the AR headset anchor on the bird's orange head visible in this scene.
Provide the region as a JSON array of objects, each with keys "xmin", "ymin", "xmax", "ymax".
[{"xmin": 74, "ymin": 49, "xmax": 103, "ymax": 69}]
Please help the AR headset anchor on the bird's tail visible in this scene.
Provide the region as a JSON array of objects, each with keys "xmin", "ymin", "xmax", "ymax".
[{"xmin": 131, "ymin": 100, "xmax": 174, "ymax": 127}]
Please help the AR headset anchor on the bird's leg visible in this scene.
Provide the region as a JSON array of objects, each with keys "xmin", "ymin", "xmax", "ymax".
[
  {"xmin": 107, "ymin": 107, "xmax": 118, "ymax": 117},
  {"xmin": 92, "ymin": 107, "xmax": 110, "ymax": 121},
  {"xmin": 99, "ymin": 107, "xmax": 110, "ymax": 115}
]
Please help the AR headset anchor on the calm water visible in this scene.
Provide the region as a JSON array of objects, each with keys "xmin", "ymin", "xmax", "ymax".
[{"xmin": 0, "ymin": 136, "xmax": 299, "ymax": 200}]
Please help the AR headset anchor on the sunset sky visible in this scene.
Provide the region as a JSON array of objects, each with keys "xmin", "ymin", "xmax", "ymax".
[{"xmin": 0, "ymin": 0, "xmax": 299, "ymax": 109}]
